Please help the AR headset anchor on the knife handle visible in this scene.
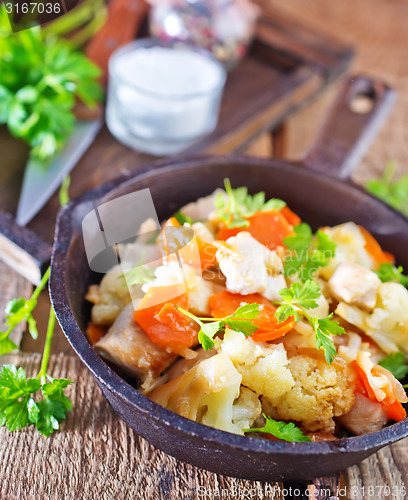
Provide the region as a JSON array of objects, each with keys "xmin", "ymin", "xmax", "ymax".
[
  {"xmin": 0, "ymin": 209, "xmax": 52, "ymax": 286},
  {"xmin": 85, "ymin": 0, "xmax": 149, "ymax": 87}
]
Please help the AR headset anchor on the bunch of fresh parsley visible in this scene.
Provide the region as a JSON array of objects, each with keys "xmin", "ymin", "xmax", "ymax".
[
  {"xmin": 274, "ymin": 281, "xmax": 346, "ymax": 364},
  {"xmin": 283, "ymin": 223, "xmax": 336, "ymax": 282},
  {"xmin": 0, "ymin": 7, "xmax": 102, "ymax": 161},
  {"xmin": 366, "ymin": 161, "xmax": 408, "ymax": 218},
  {"xmin": 0, "ymin": 181, "xmax": 73, "ymax": 437},
  {"xmin": 215, "ymin": 179, "xmax": 286, "ymax": 229}
]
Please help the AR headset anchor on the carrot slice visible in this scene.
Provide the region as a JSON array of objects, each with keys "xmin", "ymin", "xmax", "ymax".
[
  {"xmin": 251, "ymin": 316, "xmax": 297, "ymax": 342},
  {"xmin": 359, "ymin": 226, "xmax": 395, "ymax": 266},
  {"xmin": 86, "ymin": 323, "xmax": 107, "ymax": 345},
  {"xmin": 158, "ymin": 217, "xmax": 218, "ymax": 270},
  {"xmin": 281, "ymin": 206, "xmax": 301, "ymax": 226},
  {"xmin": 217, "ymin": 210, "xmax": 293, "ymax": 250},
  {"xmin": 209, "ymin": 290, "xmax": 295, "ymax": 342},
  {"xmin": 352, "ymin": 361, "xmax": 407, "ymax": 422},
  {"xmin": 134, "ymin": 285, "xmax": 198, "ymax": 347},
  {"xmin": 383, "ymin": 399, "xmax": 407, "ymax": 422}
]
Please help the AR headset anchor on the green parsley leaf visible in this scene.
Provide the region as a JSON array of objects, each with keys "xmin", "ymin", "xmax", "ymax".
[
  {"xmin": 244, "ymin": 414, "xmax": 311, "ymax": 442},
  {"xmin": 173, "ymin": 210, "xmax": 194, "ymax": 225},
  {"xmin": 199, "ymin": 322, "xmax": 222, "ymax": 350},
  {"xmin": 224, "ymin": 319, "xmax": 258, "ymax": 337},
  {"xmin": 0, "ymin": 365, "xmax": 73, "ymax": 436},
  {"xmin": 366, "ymin": 161, "xmax": 408, "ymax": 218},
  {"xmin": 0, "ymin": 11, "xmax": 102, "ymax": 161},
  {"xmin": 376, "ymin": 263, "xmax": 408, "ymax": 287},
  {"xmin": 229, "ymin": 303, "xmax": 260, "ymax": 320},
  {"xmin": 177, "ymin": 303, "xmax": 260, "ymax": 350},
  {"xmin": 0, "ymin": 338, "xmax": 18, "ymax": 355},
  {"xmin": 215, "ymin": 178, "xmax": 286, "ymax": 229},
  {"xmin": 283, "ymin": 224, "xmax": 336, "ymax": 282},
  {"xmin": 120, "ymin": 249, "xmax": 156, "ymax": 286},
  {"xmin": 309, "ymin": 314, "xmax": 346, "ymax": 365},
  {"xmin": 59, "ymin": 176, "xmax": 71, "ymax": 207},
  {"xmin": 378, "ymin": 352, "xmax": 408, "ymax": 380},
  {"xmin": 275, "ymin": 281, "xmax": 320, "ymax": 322},
  {"xmin": 121, "ymin": 265, "xmax": 156, "ymax": 286},
  {"xmin": 275, "ymin": 282, "xmax": 345, "ymax": 364}
]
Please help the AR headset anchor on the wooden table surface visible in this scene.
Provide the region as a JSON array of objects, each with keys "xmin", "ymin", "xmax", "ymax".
[{"xmin": 1, "ymin": 0, "xmax": 408, "ymax": 498}]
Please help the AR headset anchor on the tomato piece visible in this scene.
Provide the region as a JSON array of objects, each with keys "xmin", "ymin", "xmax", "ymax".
[
  {"xmin": 359, "ymin": 226, "xmax": 395, "ymax": 266},
  {"xmin": 86, "ymin": 323, "xmax": 107, "ymax": 345},
  {"xmin": 281, "ymin": 206, "xmax": 301, "ymax": 226},
  {"xmin": 133, "ymin": 285, "xmax": 198, "ymax": 347},
  {"xmin": 217, "ymin": 210, "xmax": 293, "ymax": 250},
  {"xmin": 158, "ymin": 217, "xmax": 217, "ymax": 270},
  {"xmin": 209, "ymin": 291, "xmax": 295, "ymax": 342}
]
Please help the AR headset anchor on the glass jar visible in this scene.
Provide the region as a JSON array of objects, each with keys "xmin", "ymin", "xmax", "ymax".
[
  {"xmin": 106, "ymin": 39, "xmax": 226, "ymax": 155},
  {"xmin": 149, "ymin": 0, "xmax": 259, "ymax": 69}
]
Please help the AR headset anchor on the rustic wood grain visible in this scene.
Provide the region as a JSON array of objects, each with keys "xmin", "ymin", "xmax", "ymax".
[
  {"xmin": 1, "ymin": 351, "xmax": 408, "ymax": 499},
  {"xmin": 0, "ymin": 352, "xmax": 286, "ymax": 500}
]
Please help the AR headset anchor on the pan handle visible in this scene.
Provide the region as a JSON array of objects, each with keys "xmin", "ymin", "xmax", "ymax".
[{"xmin": 303, "ymin": 75, "xmax": 396, "ymax": 180}]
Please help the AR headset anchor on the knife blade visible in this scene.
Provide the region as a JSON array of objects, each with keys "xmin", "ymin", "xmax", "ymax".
[{"xmin": 16, "ymin": 119, "xmax": 102, "ymax": 227}]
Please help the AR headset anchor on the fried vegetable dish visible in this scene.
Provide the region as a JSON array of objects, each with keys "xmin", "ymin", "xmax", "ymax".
[{"xmin": 86, "ymin": 180, "xmax": 408, "ymax": 442}]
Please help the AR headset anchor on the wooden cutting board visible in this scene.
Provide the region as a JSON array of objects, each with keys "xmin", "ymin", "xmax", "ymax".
[{"xmin": 0, "ymin": 2, "xmax": 352, "ymax": 283}]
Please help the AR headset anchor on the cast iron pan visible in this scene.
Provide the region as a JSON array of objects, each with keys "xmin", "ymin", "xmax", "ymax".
[{"xmin": 50, "ymin": 76, "xmax": 408, "ymax": 482}]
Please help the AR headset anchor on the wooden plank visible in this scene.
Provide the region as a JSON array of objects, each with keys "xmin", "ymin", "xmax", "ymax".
[{"xmin": 0, "ymin": 352, "xmax": 286, "ymax": 500}]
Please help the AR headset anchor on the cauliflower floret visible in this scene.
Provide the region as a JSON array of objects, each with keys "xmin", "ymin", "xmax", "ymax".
[
  {"xmin": 231, "ymin": 387, "xmax": 262, "ymax": 432},
  {"xmin": 150, "ymin": 352, "xmax": 261, "ymax": 435},
  {"xmin": 191, "ymin": 222, "xmax": 215, "ymax": 243},
  {"xmin": 142, "ymin": 262, "xmax": 214, "ymax": 316},
  {"xmin": 319, "ymin": 222, "xmax": 376, "ymax": 279},
  {"xmin": 264, "ymin": 355, "xmax": 356, "ymax": 432},
  {"xmin": 216, "ymin": 232, "xmax": 286, "ymax": 301},
  {"xmin": 86, "ymin": 264, "xmax": 144, "ymax": 326},
  {"xmin": 328, "ymin": 262, "xmax": 381, "ymax": 311},
  {"xmin": 180, "ymin": 189, "xmax": 224, "ymax": 222},
  {"xmin": 219, "ymin": 329, "xmax": 295, "ymax": 401},
  {"xmin": 336, "ymin": 282, "xmax": 408, "ymax": 355}
]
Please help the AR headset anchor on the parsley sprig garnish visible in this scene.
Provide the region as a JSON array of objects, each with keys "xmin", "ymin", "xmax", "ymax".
[
  {"xmin": 177, "ymin": 303, "xmax": 260, "ymax": 350},
  {"xmin": 378, "ymin": 352, "xmax": 408, "ymax": 381},
  {"xmin": 215, "ymin": 178, "xmax": 286, "ymax": 229},
  {"xmin": 376, "ymin": 263, "xmax": 408, "ymax": 287},
  {"xmin": 274, "ymin": 281, "xmax": 346, "ymax": 364},
  {"xmin": 283, "ymin": 223, "xmax": 336, "ymax": 282},
  {"xmin": 244, "ymin": 414, "xmax": 311, "ymax": 442},
  {"xmin": 0, "ymin": 180, "xmax": 73, "ymax": 437},
  {"xmin": 366, "ymin": 161, "xmax": 408, "ymax": 218},
  {"xmin": 0, "ymin": 10, "xmax": 102, "ymax": 161},
  {"xmin": 0, "ymin": 268, "xmax": 50, "ymax": 354},
  {"xmin": 120, "ymin": 251, "xmax": 156, "ymax": 286},
  {"xmin": 173, "ymin": 210, "xmax": 194, "ymax": 225}
]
